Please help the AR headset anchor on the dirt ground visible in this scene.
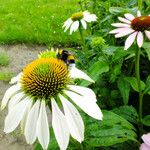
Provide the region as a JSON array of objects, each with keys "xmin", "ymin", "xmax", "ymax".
[{"xmin": 0, "ymin": 44, "xmax": 46, "ymax": 150}]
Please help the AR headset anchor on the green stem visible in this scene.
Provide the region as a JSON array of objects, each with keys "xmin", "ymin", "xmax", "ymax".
[
  {"xmin": 79, "ymin": 25, "xmax": 86, "ymax": 51},
  {"xmin": 138, "ymin": 0, "xmax": 142, "ymax": 11},
  {"xmin": 135, "ymin": 46, "xmax": 143, "ymax": 139}
]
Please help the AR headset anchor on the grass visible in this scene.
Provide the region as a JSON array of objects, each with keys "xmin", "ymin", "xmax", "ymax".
[
  {"xmin": 0, "ymin": 52, "xmax": 10, "ymax": 66},
  {"xmin": 0, "ymin": 0, "xmax": 80, "ymax": 46},
  {"xmin": 0, "ymin": 71, "xmax": 14, "ymax": 82}
]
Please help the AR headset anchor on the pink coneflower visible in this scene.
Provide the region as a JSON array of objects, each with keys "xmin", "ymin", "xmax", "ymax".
[
  {"xmin": 140, "ymin": 133, "xmax": 150, "ymax": 150},
  {"xmin": 109, "ymin": 11, "xmax": 150, "ymax": 50}
]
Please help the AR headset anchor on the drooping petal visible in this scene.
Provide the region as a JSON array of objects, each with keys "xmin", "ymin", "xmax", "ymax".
[
  {"xmin": 142, "ymin": 133, "xmax": 150, "ymax": 147},
  {"xmin": 137, "ymin": 10, "xmax": 141, "ymax": 17},
  {"xmin": 67, "ymin": 85, "xmax": 96, "ymax": 102},
  {"xmin": 109, "ymin": 27, "xmax": 130, "ymax": 34},
  {"xmin": 124, "ymin": 13, "xmax": 135, "ymax": 21},
  {"xmin": 8, "ymin": 92, "xmax": 25, "ymax": 111},
  {"xmin": 25, "ymin": 100, "xmax": 40, "ymax": 144},
  {"xmin": 70, "ymin": 21, "xmax": 79, "ymax": 34},
  {"xmin": 124, "ymin": 31, "xmax": 137, "ymax": 50},
  {"xmin": 81, "ymin": 19, "xmax": 87, "ymax": 29},
  {"xmin": 20, "ymin": 100, "xmax": 32, "ymax": 132},
  {"xmin": 69, "ymin": 66, "xmax": 94, "ymax": 83},
  {"xmin": 145, "ymin": 30, "xmax": 150, "ymax": 40},
  {"xmin": 111, "ymin": 23, "xmax": 131, "ymax": 28},
  {"xmin": 115, "ymin": 28, "xmax": 134, "ymax": 38},
  {"xmin": 59, "ymin": 94, "xmax": 84, "ymax": 143},
  {"xmin": 37, "ymin": 101, "xmax": 50, "ymax": 150},
  {"xmin": 63, "ymin": 18, "xmax": 73, "ymax": 32},
  {"xmin": 64, "ymin": 90, "xmax": 103, "ymax": 120},
  {"xmin": 9, "ymin": 72, "xmax": 22, "ymax": 84},
  {"xmin": 1, "ymin": 84, "xmax": 21, "ymax": 110},
  {"xmin": 118, "ymin": 17, "xmax": 131, "ymax": 24},
  {"xmin": 137, "ymin": 31, "xmax": 144, "ymax": 48},
  {"xmin": 4, "ymin": 97, "xmax": 32, "ymax": 133},
  {"xmin": 51, "ymin": 98, "xmax": 69, "ymax": 150},
  {"xmin": 140, "ymin": 143, "xmax": 150, "ymax": 150}
]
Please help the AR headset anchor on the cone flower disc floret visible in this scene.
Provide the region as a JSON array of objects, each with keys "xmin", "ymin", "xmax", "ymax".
[
  {"xmin": 109, "ymin": 11, "xmax": 150, "ymax": 50},
  {"xmin": 1, "ymin": 51, "xmax": 103, "ymax": 150},
  {"xmin": 63, "ymin": 11, "xmax": 97, "ymax": 34}
]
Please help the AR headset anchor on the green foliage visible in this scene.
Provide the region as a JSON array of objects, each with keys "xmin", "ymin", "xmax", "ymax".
[
  {"xmin": 143, "ymin": 42, "xmax": 150, "ymax": 61},
  {"xmin": 112, "ymin": 105, "xmax": 139, "ymax": 124},
  {"xmin": 0, "ymin": 71, "xmax": 14, "ymax": 82},
  {"xmin": 117, "ymin": 77, "xmax": 130, "ymax": 105},
  {"xmin": 124, "ymin": 77, "xmax": 146, "ymax": 92},
  {"xmin": 80, "ymin": 60, "xmax": 109, "ymax": 87},
  {"xmin": 0, "ymin": 52, "xmax": 10, "ymax": 66},
  {"xmin": 144, "ymin": 75, "xmax": 150, "ymax": 94},
  {"xmin": 142, "ymin": 115, "xmax": 150, "ymax": 126},
  {"xmin": 82, "ymin": 110, "xmax": 137, "ymax": 148}
]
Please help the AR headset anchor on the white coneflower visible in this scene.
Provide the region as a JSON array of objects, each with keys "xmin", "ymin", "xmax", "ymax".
[
  {"xmin": 63, "ymin": 11, "xmax": 97, "ymax": 34},
  {"xmin": 1, "ymin": 52, "xmax": 102, "ymax": 150},
  {"xmin": 109, "ymin": 11, "xmax": 150, "ymax": 50}
]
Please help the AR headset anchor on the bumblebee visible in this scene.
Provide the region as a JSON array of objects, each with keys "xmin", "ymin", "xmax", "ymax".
[{"xmin": 57, "ymin": 49, "xmax": 75, "ymax": 67}]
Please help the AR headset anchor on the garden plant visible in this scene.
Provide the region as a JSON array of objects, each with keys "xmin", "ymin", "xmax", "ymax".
[{"xmin": 0, "ymin": 0, "xmax": 150, "ymax": 150}]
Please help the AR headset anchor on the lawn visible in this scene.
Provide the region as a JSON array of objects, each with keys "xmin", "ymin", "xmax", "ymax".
[{"xmin": 0, "ymin": 0, "xmax": 79, "ymax": 45}]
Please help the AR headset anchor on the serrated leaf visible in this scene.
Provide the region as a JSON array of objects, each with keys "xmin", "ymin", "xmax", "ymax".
[
  {"xmin": 144, "ymin": 75, "xmax": 150, "ymax": 94},
  {"xmin": 83, "ymin": 110, "xmax": 137, "ymax": 147},
  {"xmin": 143, "ymin": 42, "xmax": 150, "ymax": 60},
  {"xmin": 112, "ymin": 106, "xmax": 139, "ymax": 124},
  {"xmin": 142, "ymin": 115, "xmax": 150, "ymax": 126},
  {"xmin": 124, "ymin": 77, "xmax": 146, "ymax": 92},
  {"xmin": 117, "ymin": 77, "xmax": 130, "ymax": 105},
  {"xmin": 80, "ymin": 61, "xmax": 109, "ymax": 86}
]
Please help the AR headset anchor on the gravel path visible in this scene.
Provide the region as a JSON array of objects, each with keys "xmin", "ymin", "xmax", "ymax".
[{"xmin": 0, "ymin": 44, "xmax": 46, "ymax": 150}]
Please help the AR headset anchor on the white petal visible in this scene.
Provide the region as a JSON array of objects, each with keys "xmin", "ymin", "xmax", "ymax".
[
  {"xmin": 109, "ymin": 27, "xmax": 130, "ymax": 34},
  {"xmin": 9, "ymin": 72, "xmax": 22, "ymax": 84},
  {"xmin": 20, "ymin": 100, "xmax": 32, "ymax": 132},
  {"xmin": 118, "ymin": 17, "xmax": 131, "ymax": 24},
  {"xmin": 115, "ymin": 28, "xmax": 135, "ymax": 38},
  {"xmin": 25, "ymin": 100, "xmax": 40, "ymax": 144},
  {"xmin": 124, "ymin": 32, "xmax": 138, "ymax": 50},
  {"xmin": 67, "ymin": 85, "xmax": 97, "ymax": 102},
  {"xmin": 63, "ymin": 18, "xmax": 73, "ymax": 32},
  {"xmin": 111, "ymin": 23, "xmax": 130, "ymax": 28},
  {"xmin": 137, "ymin": 10, "xmax": 141, "ymax": 17},
  {"xmin": 37, "ymin": 101, "xmax": 50, "ymax": 150},
  {"xmin": 1, "ymin": 84, "xmax": 21, "ymax": 110},
  {"xmin": 145, "ymin": 30, "xmax": 150, "ymax": 40},
  {"xmin": 70, "ymin": 21, "xmax": 79, "ymax": 34},
  {"xmin": 81, "ymin": 19, "xmax": 87, "ymax": 29},
  {"xmin": 8, "ymin": 92, "xmax": 24, "ymax": 112},
  {"xmin": 137, "ymin": 31, "xmax": 143, "ymax": 48},
  {"xmin": 51, "ymin": 98, "xmax": 69, "ymax": 150},
  {"xmin": 4, "ymin": 98, "xmax": 32, "ymax": 133},
  {"xmin": 69, "ymin": 66, "xmax": 94, "ymax": 83},
  {"xmin": 59, "ymin": 94, "xmax": 84, "ymax": 143},
  {"xmin": 83, "ymin": 12, "xmax": 97, "ymax": 22},
  {"xmin": 124, "ymin": 13, "xmax": 135, "ymax": 21},
  {"xmin": 64, "ymin": 90, "xmax": 103, "ymax": 120}
]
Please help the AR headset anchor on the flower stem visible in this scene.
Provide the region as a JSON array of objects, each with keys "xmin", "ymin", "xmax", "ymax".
[
  {"xmin": 138, "ymin": 0, "xmax": 142, "ymax": 11},
  {"xmin": 135, "ymin": 46, "xmax": 143, "ymax": 139},
  {"xmin": 79, "ymin": 25, "xmax": 86, "ymax": 51}
]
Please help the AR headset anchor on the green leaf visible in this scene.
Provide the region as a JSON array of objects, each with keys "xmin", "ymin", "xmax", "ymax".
[
  {"xmin": 117, "ymin": 77, "xmax": 130, "ymax": 105},
  {"xmin": 83, "ymin": 110, "xmax": 137, "ymax": 147},
  {"xmin": 112, "ymin": 106, "xmax": 139, "ymax": 124},
  {"xmin": 142, "ymin": 42, "xmax": 150, "ymax": 60},
  {"xmin": 142, "ymin": 115, "xmax": 150, "ymax": 126},
  {"xmin": 124, "ymin": 77, "xmax": 146, "ymax": 92},
  {"xmin": 144, "ymin": 75, "xmax": 150, "ymax": 94},
  {"xmin": 80, "ymin": 61, "xmax": 109, "ymax": 86}
]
